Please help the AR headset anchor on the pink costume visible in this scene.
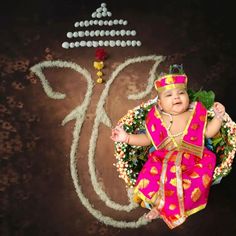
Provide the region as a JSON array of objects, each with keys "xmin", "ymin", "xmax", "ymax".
[{"xmin": 133, "ymin": 101, "xmax": 216, "ymax": 229}]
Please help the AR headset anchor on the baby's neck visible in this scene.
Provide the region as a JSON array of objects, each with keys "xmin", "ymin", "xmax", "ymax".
[{"xmin": 161, "ymin": 110, "xmax": 188, "ymax": 116}]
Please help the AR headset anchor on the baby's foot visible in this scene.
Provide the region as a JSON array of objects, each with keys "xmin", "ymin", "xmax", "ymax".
[{"xmin": 145, "ymin": 207, "xmax": 160, "ymax": 220}]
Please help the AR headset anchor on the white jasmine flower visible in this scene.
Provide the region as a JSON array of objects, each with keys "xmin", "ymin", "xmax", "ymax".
[
  {"xmin": 67, "ymin": 32, "xmax": 73, "ymax": 38},
  {"xmin": 62, "ymin": 42, "xmax": 69, "ymax": 49}
]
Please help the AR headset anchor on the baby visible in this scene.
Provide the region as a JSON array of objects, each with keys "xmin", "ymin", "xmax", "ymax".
[{"xmin": 111, "ymin": 71, "xmax": 225, "ymax": 228}]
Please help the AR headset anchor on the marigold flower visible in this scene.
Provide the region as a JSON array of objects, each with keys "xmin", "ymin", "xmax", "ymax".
[
  {"xmin": 93, "ymin": 61, "xmax": 104, "ymax": 70},
  {"xmin": 96, "ymin": 78, "xmax": 103, "ymax": 84},
  {"xmin": 96, "ymin": 71, "xmax": 103, "ymax": 77}
]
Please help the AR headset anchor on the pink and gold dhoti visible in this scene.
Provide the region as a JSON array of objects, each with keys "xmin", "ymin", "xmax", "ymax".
[{"xmin": 133, "ymin": 102, "xmax": 216, "ymax": 228}]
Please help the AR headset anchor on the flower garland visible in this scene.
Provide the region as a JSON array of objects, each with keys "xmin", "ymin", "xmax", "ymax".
[
  {"xmin": 114, "ymin": 97, "xmax": 236, "ymax": 188},
  {"xmin": 93, "ymin": 48, "xmax": 107, "ymax": 83},
  {"xmin": 114, "ymin": 98, "xmax": 156, "ymax": 187},
  {"xmin": 208, "ymin": 110, "xmax": 236, "ymax": 181}
]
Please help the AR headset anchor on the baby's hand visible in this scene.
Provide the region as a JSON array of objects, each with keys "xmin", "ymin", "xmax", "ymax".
[
  {"xmin": 213, "ymin": 102, "xmax": 225, "ymax": 120},
  {"xmin": 110, "ymin": 124, "xmax": 129, "ymax": 143}
]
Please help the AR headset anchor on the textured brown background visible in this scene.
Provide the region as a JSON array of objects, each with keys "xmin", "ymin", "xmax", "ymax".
[{"xmin": 1, "ymin": 0, "xmax": 236, "ymax": 235}]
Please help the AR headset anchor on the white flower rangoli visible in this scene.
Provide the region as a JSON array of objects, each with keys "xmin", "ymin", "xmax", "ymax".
[{"xmin": 30, "ymin": 55, "xmax": 165, "ymax": 228}]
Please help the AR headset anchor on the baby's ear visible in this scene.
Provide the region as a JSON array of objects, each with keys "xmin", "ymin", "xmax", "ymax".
[{"xmin": 157, "ymin": 99, "xmax": 162, "ymax": 110}]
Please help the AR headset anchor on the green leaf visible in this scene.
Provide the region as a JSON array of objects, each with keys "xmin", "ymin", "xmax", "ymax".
[
  {"xmin": 212, "ymin": 137, "xmax": 223, "ymax": 146},
  {"xmin": 188, "ymin": 89, "xmax": 215, "ymax": 109},
  {"xmin": 187, "ymin": 89, "xmax": 196, "ymax": 101}
]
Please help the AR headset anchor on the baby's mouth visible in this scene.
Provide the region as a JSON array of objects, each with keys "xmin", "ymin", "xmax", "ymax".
[{"xmin": 173, "ymin": 101, "xmax": 182, "ymax": 105}]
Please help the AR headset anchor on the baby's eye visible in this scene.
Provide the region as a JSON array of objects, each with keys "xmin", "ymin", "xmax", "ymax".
[
  {"xmin": 165, "ymin": 94, "xmax": 171, "ymax": 97},
  {"xmin": 179, "ymin": 91, "xmax": 185, "ymax": 94}
]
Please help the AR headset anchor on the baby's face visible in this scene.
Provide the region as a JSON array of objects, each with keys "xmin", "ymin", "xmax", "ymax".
[{"xmin": 158, "ymin": 88, "xmax": 189, "ymax": 115}]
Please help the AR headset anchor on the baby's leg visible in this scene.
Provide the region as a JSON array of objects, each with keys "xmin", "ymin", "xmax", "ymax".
[{"xmin": 145, "ymin": 206, "xmax": 160, "ymax": 220}]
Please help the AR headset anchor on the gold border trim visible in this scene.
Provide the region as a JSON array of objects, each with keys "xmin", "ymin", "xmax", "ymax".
[
  {"xmin": 175, "ymin": 151, "xmax": 185, "ymax": 218},
  {"xmin": 156, "ymin": 151, "xmax": 174, "ymax": 210},
  {"xmin": 185, "ymin": 203, "xmax": 207, "ymax": 216},
  {"xmin": 154, "ymin": 106, "xmax": 179, "ymax": 148},
  {"xmin": 181, "ymin": 141, "xmax": 203, "ymax": 157},
  {"xmin": 155, "ymin": 83, "xmax": 186, "ymax": 93}
]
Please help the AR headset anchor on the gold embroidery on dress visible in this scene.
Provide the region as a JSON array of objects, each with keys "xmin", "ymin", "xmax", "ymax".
[
  {"xmin": 170, "ymin": 178, "xmax": 177, "ymax": 187},
  {"xmin": 155, "ymin": 151, "xmax": 174, "ymax": 210},
  {"xmin": 175, "ymin": 151, "xmax": 185, "ymax": 218},
  {"xmin": 190, "ymin": 136, "xmax": 198, "ymax": 141},
  {"xmin": 181, "ymin": 165, "xmax": 187, "ymax": 171},
  {"xmin": 151, "ymin": 124, "xmax": 156, "ymax": 132},
  {"xmin": 189, "ymin": 172, "xmax": 200, "ymax": 179},
  {"xmin": 183, "ymin": 179, "xmax": 191, "ymax": 190},
  {"xmin": 169, "ymin": 204, "xmax": 177, "ymax": 210},
  {"xmin": 181, "ymin": 141, "xmax": 203, "ymax": 157},
  {"xmin": 169, "ymin": 154, "xmax": 177, "ymax": 162},
  {"xmin": 191, "ymin": 123, "xmax": 199, "ymax": 130},
  {"xmin": 165, "ymin": 190, "xmax": 175, "ymax": 197},
  {"xmin": 150, "ymin": 166, "xmax": 158, "ymax": 175},
  {"xmin": 200, "ymin": 115, "xmax": 205, "ymax": 121},
  {"xmin": 183, "ymin": 153, "xmax": 190, "ymax": 159},
  {"xmin": 138, "ymin": 178, "xmax": 149, "ymax": 189},
  {"xmin": 170, "ymin": 166, "xmax": 176, "ymax": 173},
  {"xmin": 148, "ymin": 191, "xmax": 155, "ymax": 198},
  {"xmin": 202, "ymin": 174, "xmax": 211, "ymax": 188},
  {"xmin": 191, "ymin": 188, "xmax": 201, "ymax": 202},
  {"xmin": 195, "ymin": 163, "xmax": 203, "ymax": 168}
]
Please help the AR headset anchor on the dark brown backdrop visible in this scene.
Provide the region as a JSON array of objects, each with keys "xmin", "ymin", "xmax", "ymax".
[{"xmin": 1, "ymin": 0, "xmax": 236, "ymax": 235}]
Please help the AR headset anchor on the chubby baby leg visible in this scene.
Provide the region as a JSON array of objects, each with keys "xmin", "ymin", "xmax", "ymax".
[{"xmin": 145, "ymin": 206, "xmax": 160, "ymax": 220}]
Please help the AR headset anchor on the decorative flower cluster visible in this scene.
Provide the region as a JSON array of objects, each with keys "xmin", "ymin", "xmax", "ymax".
[
  {"xmin": 114, "ymin": 99, "xmax": 156, "ymax": 187},
  {"xmin": 91, "ymin": 2, "xmax": 112, "ymax": 18},
  {"xmin": 93, "ymin": 48, "xmax": 107, "ymax": 83},
  {"xmin": 114, "ymin": 100, "xmax": 236, "ymax": 188},
  {"xmin": 62, "ymin": 2, "xmax": 142, "ymax": 48}
]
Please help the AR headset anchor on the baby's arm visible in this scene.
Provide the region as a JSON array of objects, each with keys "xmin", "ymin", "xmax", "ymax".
[
  {"xmin": 205, "ymin": 102, "xmax": 225, "ymax": 138},
  {"xmin": 110, "ymin": 124, "xmax": 151, "ymax": 146}
]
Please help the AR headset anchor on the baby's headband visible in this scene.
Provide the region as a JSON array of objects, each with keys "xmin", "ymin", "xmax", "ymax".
[{"xmin": 154, "ymin": 64, "xmax": 188, "ymax": 93}]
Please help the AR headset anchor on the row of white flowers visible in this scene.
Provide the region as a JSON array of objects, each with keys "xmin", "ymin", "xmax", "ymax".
[
  {"xmin": 67, "ymin": 29, "xmax": 136, "ymax": 38},
  {"xmin": 62, "ymin": 40, "xmax": 142, "ymax": 49},
  {"xmin": 74, "ymin": 19, "xmax": 128, "ymax": 27}
]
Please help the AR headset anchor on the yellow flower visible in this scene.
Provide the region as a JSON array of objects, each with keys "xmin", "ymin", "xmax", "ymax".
[
  {"xmin": 93, "ymin": 61, "xmax": 104, "ymax": 70},
  {"xmin": 96, "ymin": 77, "xmax": 103, "ymax": 84},
  {"xmin": 96, "ymin": 71, "xmax": 103, "ymax": 77}
]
